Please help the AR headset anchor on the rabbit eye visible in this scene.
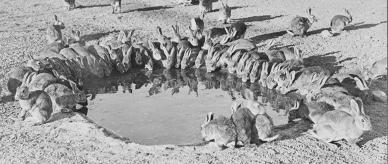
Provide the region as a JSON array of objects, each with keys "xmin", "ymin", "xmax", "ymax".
[{"xmin": 361, "ymin": 119, "xmax": 365, "ymax": 122}]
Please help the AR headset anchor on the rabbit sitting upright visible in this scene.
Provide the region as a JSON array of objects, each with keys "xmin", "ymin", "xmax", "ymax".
[{"xmin": 14, "ymin": 73, "xmax": 53, "ymax": 126}]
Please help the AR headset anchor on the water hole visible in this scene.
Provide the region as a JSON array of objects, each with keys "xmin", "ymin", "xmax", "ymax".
[{"xmin": 84, "ymin": 68, "xmax": 305, "ymax": 145}]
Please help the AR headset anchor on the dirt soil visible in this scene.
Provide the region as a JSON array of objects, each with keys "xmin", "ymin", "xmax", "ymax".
[{"xmin": 0, "ymin": 0, "xmax": 387, "ymax": 163}]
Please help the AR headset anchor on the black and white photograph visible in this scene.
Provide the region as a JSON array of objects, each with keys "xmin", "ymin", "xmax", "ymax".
[{"xmin": 0, "ymin": 0, "xmax": 387, "ymax": 163}]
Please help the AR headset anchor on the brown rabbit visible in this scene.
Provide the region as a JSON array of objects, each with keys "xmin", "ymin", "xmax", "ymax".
[
  {"xmin": 46, "ymin": 15, "xmax": 65, "ymax": 44},
  {"xmin": 111, "ymin": 0, "xmax": 122, "ymax": 14},
  {"xmin": 219, "ymin": 0, "xmax": 231, "ymax": 24},
  {"xmin": 64, "ymin": 0, "xmax": 76, "ymax": 11},
  {"xmin": 307, "ymin": 99, "xmax": 372, "ymax": 144},
  {"xmin": 330, "ymin": 9, "xmax": 353, "ymax": 34},
  {"xmin": 15, "ymin": 73, "xmax": 53, "ymax": 125},
  {"xmin": 287, "ymin": 8, "xmax": 318, "ymax": 37}
]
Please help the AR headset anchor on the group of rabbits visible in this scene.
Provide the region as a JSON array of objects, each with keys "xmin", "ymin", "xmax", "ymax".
[
  {"xmin": 64, "ymin": 0, "xmax": 122, "ymax": 14},
  {"xmin": 4, "ymin": 0, "xmax": 386, "ymax": 149},
  {"xmin": 201, "ymin": 89, "xmax": 282, "ymax": 149}
]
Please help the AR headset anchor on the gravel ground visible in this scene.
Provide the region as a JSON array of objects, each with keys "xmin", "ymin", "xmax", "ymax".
[{"xmin": 0, "ymin": 0, "xmax": 387, "ymax": 163}]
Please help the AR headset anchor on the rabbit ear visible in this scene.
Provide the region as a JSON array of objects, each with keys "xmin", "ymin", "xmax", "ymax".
[
  {"xmin": 128, "ymin": 30, "xmax": 135, "ymax": 39},
  {"xmin": 349, "ymin": 98, "xmax": 362, "ymax": 115},
  {"xmin": 319, "ymin": 75, "xmax": 329, "ymax": 88},
  {"xmin": 118, "ymin": 30, "xmax": 125, "ymax": 42},
  {"xmin": 200, "ymin": 11, "xmax": 206, "ymax": 20},
  {"xmin": 54, "ymin": 15, "xmax": 58, "ymax": 21},
  {"xmin": 206, "ymin": 112, "xmax": 214, "ymax": 122},
  {"xmin": 353, "ymin": 75, "xmax": 369, "ymax": 90},
  {"xmin": 156, "ymin": 26, "xmax": 163, "ymax": 36},
  {"xmin": 76, "ymin": 30, "xmax": 81, "ymax": 37},
  {"xmin": 21, "ymin": 71, "xmax": 31, "ymax": 85},
  {"xmin": 306, "ymin": 8, "xmax": 312, "ymax": 15},
  {"xmin": 148, "ymin": 40, "xmax": 155, "ymax": 50},
  {"xmin": 26, "ymin": 72, "xmax": 36, "ymax": 85},
  {"xmin": 290, "ymin": 70, "xmax": 296, "ymax": 82}
]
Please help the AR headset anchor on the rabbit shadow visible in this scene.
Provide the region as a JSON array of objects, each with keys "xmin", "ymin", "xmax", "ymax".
[
  {"xmin": 346, "ymin": 21, "xmax": 387, "ymax": 31},
  {"xmin": 81, "ymin": 30, "xmax": 120, "ymax": 42},
  {"xmin": 249, "ymin": 31, "xmax": 288, "ymax": 44},
  {"xmin": 303, "ymin": 51, "xmax": 356, "ymax": 74},
  {"xmin": 210, "ymin": 6, "xmax": 246, "ymax": 13},
  {"xmin": 77, "ymin": 4, "xmax": 111, "ymax": 9},
  {"xmin": 122, "ymin": 5, "xmax": 173, "ymax": 13},
  {"xmin": 0, "ymin": 94, "xmax": 15, "ymax": 103},
  {"xmin": 233, "ymin": 15, "xmax": 283, "ymax": 23}
]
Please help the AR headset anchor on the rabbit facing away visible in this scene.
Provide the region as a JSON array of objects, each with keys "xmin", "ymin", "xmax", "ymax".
[
  {"xmin": 330, "ymin": 9, "xmax": 353, "ymax": 34},
  {"xmin": 111, "ymin": 0, "xmax": 122, "ymax": 14},
  {"xmin": 231, "ymin": 102, "xmax": 255, "ymax": 146},
  {"xmin": 200, "ymin": 112, "xmax": 237, "ymax": 149},
  {"xmin": 307, "ymin": 99, "xmax": 372, "ymax": 144},
  {"xmin": 219, "ymin": 0, "xmax": 231, "ymax": 24},
  {"xmin": 287, "ymin": 8, "xmax": 318, "ymax": 37},
  {"xmin": 253, "ymin": 113, "xmax": 279, "ymax": 142},
  {"xmin": 220, "ymin": 22, "xmax": 247, "ymax": 45},
  {"xmin": 6, "ymin": 66, "xmax": 34, "ymax": 95},
  {"xmin": 43, "ymin": 79, "xmax": 87, "ymax": 113},
  {"xmin": 14, "ymin": 73, "xmax": 53, "ymax": 125},
  {"xmin": 199, "ymin": 0, "xmax": 213, "ymax": 13},
  {"xmin": 64, "ymin": 0, "xmax": 76, "ymax": 11}
]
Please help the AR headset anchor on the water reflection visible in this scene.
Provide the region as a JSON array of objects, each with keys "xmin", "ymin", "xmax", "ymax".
[{"xmin": 83, "ymin": 68, "xmax": 302, "ymax": 118}]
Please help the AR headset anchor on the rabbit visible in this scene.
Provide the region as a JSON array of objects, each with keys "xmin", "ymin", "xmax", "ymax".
[
  {"xmin": 170, "ymin": 24, "xmax": 182, "ymax": 44},
  {"xmin": 226, "ymin": 49, "xmax": 243, "ymax": 73},
  {"xmin": 249, "ymin": 60, "xmax": 266, "ymax": 83},
  {"xmin": 46, "ymin": 15, "xmax": 65, "ymax": 44},
  {"xmin": 64, "ymin": 0, "xmax": 76, "ymax": 11},
  {"xmin": 201, "ymin": 30, "xmax": 213, "ymax": 50},
  {"xmin": 330, "ymin": 9, "xmax": 353, "ymax": 34},
  {"xmin": 220, "ymin": 22, "xmax": 247, "ymax": 45},
  {"xmin": 287, "ymin": 8, "xmax": 318, "ymax": 37},
  {"xmin": 6, "ymin": 66, "xmax": 34, "ymax": 95},
  {"xmin": 181, "ymin": 48, "xmax": 200, "ymax": 70},
  {"xmin": 262, "ymin": 62, "xmax": 285, "ymax": 89},
  {"xmin": 23, "ymin": 72, "xmax": 58, "ymax": 92},
  {"xmin": 156, "ymin": 26, "xmax": 174, "ymax": 52},
  {"xmin": 219, "ymin": 0, "xmax": 231, "ymax": 24},
  {"xmin": 254, "ymin": 113, "xmax": 279, "ymax": 142},
  {"xmin": 189, "ymin": 12, "xmax": 205, "ymax": 35},
  {"xmin": 43, "ymin": 79, "xmax": 85, "ymax": 113},
  {"xmin": 240, "ymin": 89, "xmax": 266, "ymax": 115},
  {"xmin": 237, "ymin": 56, "xmax": 255, "ymax": 79},
  {"xmin": 199, "ymin": 0, "xmax": 213, "ymax": 13},
  {"xmin": 194, "ymin": 49, "xmax": 207, "ymax": 69},
  {"xmin": 231, "ymin": 102, "xmax": 255, "ymax": 145},
  {"xmin": 307, "ymin": 98, "xmax": 372, "ymax": 144},
  {"xmin": 160, "ymin": 42, "xmax": 177, "ymax": 69},
  {"xmin": 111, "ymin": 0, "xmax": 122, "ymax": 14},
  {"xmin": 200, "ymin": 112, "xmax": 237, "ymax": 149},
  {"xmin": 225, "ymin": 39, "xmax": 257, "ymax": 57},
  {"xmin": 14, "ymin": 73, "xmax": 53, "ymax": 125},
  {"xmin": 275, "ymin": 66, "xmax": 330, "ymax": 99},
  {"xmin": 235, "ymin": 52, "xmax": 252, "ymax": 77},
  {"xmin": 366, "ymin": 57, "xmax": 387, "ymax": 80},
  {"xmin": 206, "ymin": 50, "xmax": 223, "ymax": 72}
]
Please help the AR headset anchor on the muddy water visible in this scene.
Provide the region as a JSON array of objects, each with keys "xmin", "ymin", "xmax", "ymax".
[{"xmin": 85, "ymin": 69, "xmax": 297, "ymax": 145}]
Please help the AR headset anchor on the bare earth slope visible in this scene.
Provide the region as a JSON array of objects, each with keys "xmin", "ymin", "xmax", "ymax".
[{"xmin": 0, "ymin": 0, "xmax": 387, "ymax": 163}]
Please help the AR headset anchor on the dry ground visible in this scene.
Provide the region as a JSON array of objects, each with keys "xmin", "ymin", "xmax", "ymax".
[{"xmin": 0, "ymin": 0, "xmax": 387, "ymax": 163}]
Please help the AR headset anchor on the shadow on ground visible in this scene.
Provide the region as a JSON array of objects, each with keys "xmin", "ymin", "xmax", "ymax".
[{"xmin": 234, "ymin": 15, "xmax": 283, "ymax": 23}]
